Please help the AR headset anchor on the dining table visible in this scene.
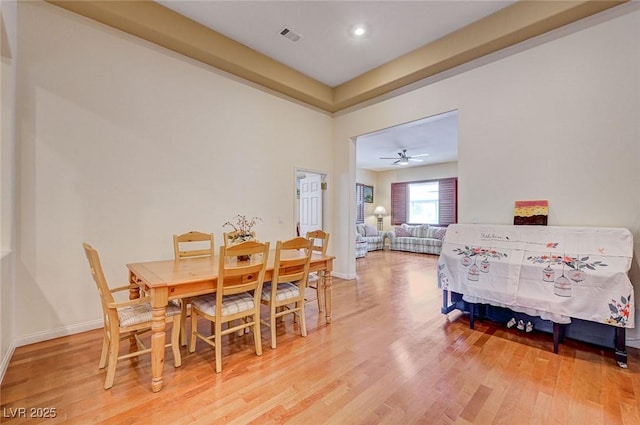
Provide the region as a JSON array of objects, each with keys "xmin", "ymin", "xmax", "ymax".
[{"xmin": 126, "ymin": 250, "xmax": 335, "ymax": 392}]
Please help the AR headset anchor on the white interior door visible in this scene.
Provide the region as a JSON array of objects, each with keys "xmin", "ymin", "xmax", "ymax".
[{"xmin": 299, "ymin": 173, "xmax": 323, "ymax": 237}]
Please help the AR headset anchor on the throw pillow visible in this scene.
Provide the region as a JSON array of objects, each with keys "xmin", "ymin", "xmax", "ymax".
[
  {"xmin": 408, "ymin": 225, "xmax": 422, "ymax": 238},
  {"xmin": 395, "ymin": 227, "xmax": 411, "ymax": 237},
  {"xmin": 364, "ymin": 224, "xmax": 378, "ymax": 236},
  {"xmin": 418, "ymin": 224, "xmax": 431, "ymax": 238},
  {"xmin": 434, "ymin": 227, "xmax": 447, "ymax": 240}
]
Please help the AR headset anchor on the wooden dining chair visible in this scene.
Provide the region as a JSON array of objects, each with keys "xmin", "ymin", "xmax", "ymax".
[
  {"xmin": 173, "ymin": 231, "xmax": 215, "ymax": 259},
  {"xmin": 260, "ymin": 237, "xmax": 312, "ymax": 349},
  {"xmin": 172, "ymin": 231, "xmax": 215, "ymax": 346},
  {"xmin": 189, "ymin": 240, "xmax": 270, "ymax": 373},
  {"xmin": 305, "ymin": 230, "xmax": 330, "ymax": 312},
  {"xmin": 83, "ymin": 243, "xmax": 181, "ymax": 389}
]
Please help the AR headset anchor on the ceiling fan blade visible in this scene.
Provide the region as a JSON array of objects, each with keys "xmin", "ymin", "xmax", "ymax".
[
  {"xmin": 411, "ymin": 153, "xmax": 430, "ymax": 158},
  {"xmin": 408, "ymin": 158, "xmax": 423, "ymax": 162}
]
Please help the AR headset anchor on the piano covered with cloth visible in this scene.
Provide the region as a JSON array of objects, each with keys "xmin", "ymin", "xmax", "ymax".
[{"xmin": 438, "ymin": 224, "xmax": 634, "ymax": 367}]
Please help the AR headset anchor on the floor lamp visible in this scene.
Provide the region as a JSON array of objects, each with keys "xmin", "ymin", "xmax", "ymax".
[{"xmin": 373, "ymin": 206, "xmax": 387, "ymax": 231}]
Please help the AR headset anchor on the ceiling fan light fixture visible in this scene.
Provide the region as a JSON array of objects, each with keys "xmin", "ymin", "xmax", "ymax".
[{"xmin": 380, "ymin": 149, "xmax": 426, "ymax": 166}]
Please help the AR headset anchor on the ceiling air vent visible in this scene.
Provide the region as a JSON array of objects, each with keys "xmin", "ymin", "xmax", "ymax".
[{"xmin": 279, "ymin": 27, "xmax": 302, "ymax": 42}]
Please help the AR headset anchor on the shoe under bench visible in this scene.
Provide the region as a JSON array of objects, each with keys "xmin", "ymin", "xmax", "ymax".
[{"xmin": 441, "ymin": 289, "xmax": 628, "ymax": 367}]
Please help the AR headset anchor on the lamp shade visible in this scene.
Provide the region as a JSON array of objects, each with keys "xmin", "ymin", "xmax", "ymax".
[{"xmin": 373, "ymin": 206, "xmax": 387, "ymax": 216}]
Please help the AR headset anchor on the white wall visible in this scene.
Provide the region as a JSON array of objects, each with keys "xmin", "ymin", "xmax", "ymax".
[
  {"xmin": 334, "ymin": 5, "xmax": 640, "ymax": 346},
  {"xmin": 13, "ymin": 2, "xmax": 333, "ymax": 345},
  {"xmin": 1, "ymin": 0, "xmax": 17, "ymax": 381}
]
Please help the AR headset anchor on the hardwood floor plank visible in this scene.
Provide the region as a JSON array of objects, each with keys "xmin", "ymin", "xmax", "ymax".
[
  {"xmin": 1, "ymin": 251, "xmax": 638, "ymax": 424},
  {"xmin": 459, "ymin": 384, "xmax": 492, "ymax": 422}
]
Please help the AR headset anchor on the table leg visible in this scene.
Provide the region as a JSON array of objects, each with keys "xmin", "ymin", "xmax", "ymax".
[
  {"xmin": 324, "ymin": 271, "xmax": 332, "ymax": 324},
  {"xmin": 316, "ymin": 271, "xmax": 325, "ymax": 313},
  {"xmin": 615, "ymin": 327, "xmax": 628, "ymax": 368},
  {"xmin": 128, "ymin": 272, "xmax": 142, "ymax": 352},
  {"xmin": 441, "ymin": 289, "xmax": 449, "ymax": 314},
  {"xmin": 150, "ymin": 288, "xmax": 168, "ymax": 392}
]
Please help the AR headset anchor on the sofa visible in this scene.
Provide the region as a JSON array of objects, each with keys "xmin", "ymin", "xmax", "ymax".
[
  {"xmin": 389, "ymin": 223, "xmax": 447, "ymax": 255},
  {"xmin": 355, "ymin": 223, "xmax": 387, "ymax": 251},
  {"xmin": 355, "ymin": 239, "xmax": 368, "ymax": 258}
]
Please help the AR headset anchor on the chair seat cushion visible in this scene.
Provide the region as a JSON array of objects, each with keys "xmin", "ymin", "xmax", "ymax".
[
  {"xmin": 261, "ymin": 282, "xmax": 300, "ymax": 302},
  {"xmin": 306, "ymin": 273, "xmax": 320, "ymax": 289},
  {"xmin": 191, "ymin": 292, "xmax": 255, "ymax": 316},
  {"xmin": 118, "ymin": 299, "xmax": 181, "ymax": 327}
]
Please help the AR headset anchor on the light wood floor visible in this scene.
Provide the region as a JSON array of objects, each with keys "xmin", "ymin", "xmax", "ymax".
[{"xmin": 2, "ymin": 251, "xmax": 639, "ymax": 424}]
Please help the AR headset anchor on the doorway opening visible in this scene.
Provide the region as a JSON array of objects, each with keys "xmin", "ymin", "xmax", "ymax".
[
  {"xmin": 354, "ymin": 110, "xmax": 458, "ymax": 231},
  {"xmin": 295, "ymin": 169, "xmax": 326, "ymax": 237}
]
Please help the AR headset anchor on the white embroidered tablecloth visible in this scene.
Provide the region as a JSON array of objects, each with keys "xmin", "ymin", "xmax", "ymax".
[{"xmin": 437, "ymin": 224, "xmax": 634, "ymax": 327}]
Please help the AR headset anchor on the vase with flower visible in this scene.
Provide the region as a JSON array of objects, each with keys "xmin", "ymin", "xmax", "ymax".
[{"xmin": 223, "ymin": 214, "xmax": 262, "ymax": 261}]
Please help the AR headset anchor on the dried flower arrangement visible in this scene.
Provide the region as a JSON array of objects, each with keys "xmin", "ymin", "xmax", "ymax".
[{"xmin": 223, "ymin": 215, "xmax": 262, "ymax": 242}]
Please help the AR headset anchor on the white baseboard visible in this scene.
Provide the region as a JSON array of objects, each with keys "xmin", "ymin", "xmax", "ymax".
[
  {"xmin": 1, "ymin": 320, "xmax": 102, "ymax": 384},
  {"xmin": 13, "ymin": 319, "xmax": 103, "ymax": 348},
  {"xmin": 0, "ymin": 343, "xmax": 16, "ymax": 384},
  {"xmin": 331, "ymin": 271, "xmax": 355, "ymax": 280},
  {"xmin": 626, "ymin": 337, "xmax": 639, "ymax": 349}
]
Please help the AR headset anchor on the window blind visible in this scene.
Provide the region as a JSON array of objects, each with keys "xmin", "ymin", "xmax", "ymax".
[
  {"xmin": 438, "ymin": 177, "xmax": 457, "ymax": 226},
  {"xmin": 391, "ymin": 182, "xmax": 407, "ymax": 225},
  {"xmin": 356, "ymin": 183, "xmax": 365, "ymax": 224}
]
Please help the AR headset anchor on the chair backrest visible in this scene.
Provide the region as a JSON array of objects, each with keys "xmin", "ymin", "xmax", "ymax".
[
  {"xmin": 173, "ymin": 231, "xmax": 215, "ymax": 259},
  {"xmin": 217, "ymin": 240, "xmax": 269, "ymax": 299},
  {"xmin": 272, "ymin": 237, "xmax": 313, "ymax": 288},
  {"xmin": 83, "ymin": 243, "xmax": 117, "ymax": 325},
  {"xmin": 306, "ymin": 230, "xmax": 329, "ymax": 256},
  {"xmin": 223, "ymin": 230, "xmax": 256, "ymax": 247}
]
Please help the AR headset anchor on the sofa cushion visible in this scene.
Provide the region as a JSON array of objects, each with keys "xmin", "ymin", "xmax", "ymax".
[
  {"xmin": 434, "ymin": 227, "xmax": 447, "ymax": 240},
  {"xmin": 363, "ymin": 224, "xmax": 378, "ymax": 236},
  {"xmin": 394, "ymin": 237, "xmax": 442, "ymax": 247},
  {"xmin": 402, "ymin": 224, "xmax": 431, "ymax": 238},
  {"xmin": 424, "ymin": 226, "xmax": 447, "ymax": 240},
  {"xmin": 395, "ymin": 227, "xmax": 411, "ymax": 237},
  {"xmin": 402, "ymin": 224, "xmax": 420, "ymax": 237}
]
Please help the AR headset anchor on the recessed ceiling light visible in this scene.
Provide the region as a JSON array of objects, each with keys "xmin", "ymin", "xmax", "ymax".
[{"xmin": 350, "ymin": 24, "xmax": 368, "ymax": 38}]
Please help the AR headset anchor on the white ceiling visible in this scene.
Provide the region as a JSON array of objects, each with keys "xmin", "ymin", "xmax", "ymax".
[
  {"xmin": 155, "ymin": 1, "xmax": 516, "ymax": 171},
  {"xmin": 156, "ymin": 0, "xmax": 515, "ymax": 87},
  {"xmin": 356, "ymin": 110, "xmax": 459, "ymax": 171}
]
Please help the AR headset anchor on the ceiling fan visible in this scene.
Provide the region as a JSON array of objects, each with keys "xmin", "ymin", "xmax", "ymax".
[{"xmin": 380, "ymin": 149, "xmax": 429, "ymax": 165}]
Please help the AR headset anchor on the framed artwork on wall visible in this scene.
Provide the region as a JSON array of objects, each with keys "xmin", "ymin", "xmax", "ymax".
[
  {"xmin": 364, "ymin": 185, "xmax": 374, "ymax": 203},
  {"xmin": 514, "ymin": 199, "xmax": 548, "ymax": 225}
]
